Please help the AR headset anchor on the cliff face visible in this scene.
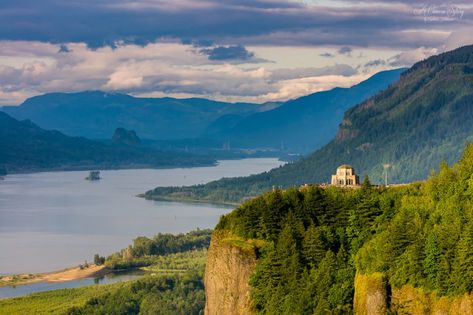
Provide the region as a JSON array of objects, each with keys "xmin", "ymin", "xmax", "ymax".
[
  {"xmin": 354, "ymin": 272, "xmax": 473, "ymax": 315},
  {"xmin": 204, "ymin": 232, "xmax": 257, "ymax": 315},
  {"xmin": 353, "ymin": 273, "xmax": 388, "ymax": 315}
]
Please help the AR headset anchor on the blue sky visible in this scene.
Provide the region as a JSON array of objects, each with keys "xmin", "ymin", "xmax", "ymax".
[{"xmin": 0, "ymin": 0, "xmax": 471, "ymax": 105}]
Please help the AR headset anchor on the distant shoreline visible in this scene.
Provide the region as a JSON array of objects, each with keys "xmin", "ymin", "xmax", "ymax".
[
  {"xmin": 137, "ymin": 193, "xmax": 240, "ymax": 207},
  {"xmin": 0, "ymin": 161, "xmax": 222, "ymax": 176},
  {"xmin": 0, "ymin": 264, "xmax": 110, "ymax": 288}
]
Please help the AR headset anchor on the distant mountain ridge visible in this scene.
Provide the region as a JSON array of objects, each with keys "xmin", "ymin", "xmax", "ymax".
[
  {"xmin": 2, "ymin": 70, "xmax": 404, "ymax": 154},
  {"xmin": 2, "ymin": 91, "xmax": 279, "ymax": 140},
  {"xmin": 0, "ymin": 112, "xmax": 215, "ymax": 173},
  {"xmin": 208, "ymin": 68, "xmax": 406, "ymax": 152},
  {"xmin": 144, "ymin": 44, "xmax": 473, "ymax": 203}
]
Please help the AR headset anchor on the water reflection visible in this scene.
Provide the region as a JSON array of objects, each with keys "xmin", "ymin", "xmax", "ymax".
[
  {"xmin": 0, "ymin": 159, "xmax": 284, "ymax": 274},
  {"xmin": 0, "ymin": 270, "xmax": 147, "ymax": 299}
]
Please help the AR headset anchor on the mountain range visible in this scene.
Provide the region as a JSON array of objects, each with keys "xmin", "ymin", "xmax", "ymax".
[
  {"xmin": 2, "ymin": 92, "xmax": 279, "ymax": 141},
  {"xmin": 208, "ymin": 68, "xmax": 405, "ymax": 152},
  {"xmin": 0, "ymin": 112, "xmax": 215, "ymax": 173},
  {"xmin": 2, "ymin": 70, "xmax": 403, "ymax": 154},
  {"xmin": 144, "ymin": 44, "xmax": 473, "ymax": 203}
]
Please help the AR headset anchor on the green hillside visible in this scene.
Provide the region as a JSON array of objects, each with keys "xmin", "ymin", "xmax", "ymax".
[
  {"xmin": 213, "ymin": 144, "xmax": 473, "ymax": 313},
  {"xmin": 145, "ymin": 44, "xmax": 473, "ymax": 204},
  {"xmin": 2, "ymin": 91, "xmax": 277, "ymax": 140},
  {"xmin": 0, "ymin": 111, "xmax": 215, "ymax": 173},
  {"xmin": 0, "ymin": 230, "xmax": 211, "ymax": 314},
  {"xmin": 209, "ymin": 69, "xmax": 404, "ymax": 153}
]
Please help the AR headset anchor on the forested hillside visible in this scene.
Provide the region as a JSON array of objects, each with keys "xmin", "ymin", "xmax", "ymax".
[
  {"xmin": 0, "ymin": 111, "xmax": 215, "ymax": 173},
  {"xmin": 0, "ymin": 230, "xmax": 212, "ymax": 314},
  {"xmin": 2, "ymin": 91, "xmax": 277, "ymax": 140},
  {"xmin": 2, "ymin": 72, "xmax": 403, "ymax": 154},
  {"xmin": 211, "ymin": 144, "xmax": 473, "ymax": 313},
  {"xmin": 145, "ymin": 44, "xmax": 473, "ymax": 204},
  {"xmin": 209, "ymin": 68, "xmax": 404, "ymax": 153}
]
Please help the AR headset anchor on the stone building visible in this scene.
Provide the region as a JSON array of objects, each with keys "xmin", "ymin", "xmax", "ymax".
[{"xmin": 331, "ymin": 165, "xmax": 360, "ymax": 187}]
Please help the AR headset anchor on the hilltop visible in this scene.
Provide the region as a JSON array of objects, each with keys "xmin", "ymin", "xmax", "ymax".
[
  {"xmin": 2, "ymin": 91, "xmax": 278, "ymax": 140},
  {"xmin": 1, "ymin": 70, "xmax": 403, "ymax": 155},
  {"xmin": 205, "ymin": 143, "xmax": 473, "ymax": 314},
  {"xmin": 209, "ymin": 68, "xmax": 405, "ymax": 153},
  {"xmin": 144, "ymin": 44, "xmax": 473, "ymax": 203},
  {"xmin": 0, "ymin": 112, "xmax": 215, "ymax": 173}
]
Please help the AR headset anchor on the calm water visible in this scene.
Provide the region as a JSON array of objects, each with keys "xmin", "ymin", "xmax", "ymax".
[
  {"xmin": 0, "ymin": 270, "xmax": 145, "ymax": 299},
  {"xmin": 0, "ymin": 158, "xmax": 283, "ymax": 275}
]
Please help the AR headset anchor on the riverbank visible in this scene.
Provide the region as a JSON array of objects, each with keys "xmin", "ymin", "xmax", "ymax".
[
  {"xmin": 0, "ymin": 265, "xmax": 109, "ymax": 288},
  {"xmin": 137, "ymin": 193, "xmax": 240, "ymax": 207}
]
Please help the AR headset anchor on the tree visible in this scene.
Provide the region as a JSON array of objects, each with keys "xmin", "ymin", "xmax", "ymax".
[
  {"xmin": 423, "ymin": 233, "xmax": 441, "ymax": 290},
  {"xmin": 260, "ymin": 190, "xmax": 286, "ymax": 242},
  {"xmin": 303, "ymin": 225, "xmax": 326, "ymax": 268},
  {"xmin": 362, "ymin": 175, "xmax": 372, "ymax": 189},
  {"xmin": 453, "ymin": 218, "xmax": 473, "ymax": 293},
  {"xmin": 94, "ymin": 254, "xmax": 106, "ymax": 265},
  {"xmin": 303, "ymin": 186, "xmax": 327, "ymax": 225}
]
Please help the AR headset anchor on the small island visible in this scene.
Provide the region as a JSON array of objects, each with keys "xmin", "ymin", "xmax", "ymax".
[{"xmin": 85, "ymin": 170, "xmax": 101, "ymax": 181}]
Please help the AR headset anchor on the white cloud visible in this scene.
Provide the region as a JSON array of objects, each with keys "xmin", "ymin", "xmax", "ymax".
[
  {"xmin": 5, "ymin": 34, "xmax": 469, "ymax": 105},
  {"xmin": 388, "ymin": 47, "xmax": 438, "ymax": 66},
  {"xmin": 260, "ymin": 74, "xmax": 372, "ymax": 101},
  {"xmin": 0, "ymin": 40, "xmax": 394, "ymax": 105}
]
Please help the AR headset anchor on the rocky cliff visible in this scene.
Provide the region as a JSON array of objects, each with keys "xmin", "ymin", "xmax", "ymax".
[
  {"xmin": 112, "ymin": 127, "xmax": 141, "ymax": 146},
  {"xmin": 354, "ymin": 272, "xmax": 473, "ymax": 314},
  {"xmin": 204, "ymin": 232, "xmax": 258, "ymax": 315}
]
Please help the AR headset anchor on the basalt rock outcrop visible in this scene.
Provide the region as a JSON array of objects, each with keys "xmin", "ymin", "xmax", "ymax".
[
  {"xmin": 204, "ymin": 232, "xmax": 257, "ymax": 315},
  {"xmin": 354, "ymin": 272, "xmax": 473, "ymax": 315}
]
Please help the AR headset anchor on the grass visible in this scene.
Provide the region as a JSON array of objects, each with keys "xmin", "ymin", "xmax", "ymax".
[
  {"xmin": 0, "ymin": 282, "xmax": 125, "ymax": 315},
  {"xmin": 0, "ymin": 249, "xmax": 208, "ymax": 314},
  {"xmin": 223, "ymin": 236, "xmax": 266, "ymax": 253},
  {"xmin": 142, "ymin": 249, "xmax": 207, "ymax": 275}
]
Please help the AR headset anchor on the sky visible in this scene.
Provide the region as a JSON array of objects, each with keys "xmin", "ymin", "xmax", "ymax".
[{"xmin": 0, "ymin": 0, "xmax": 472, "ymax": 105}]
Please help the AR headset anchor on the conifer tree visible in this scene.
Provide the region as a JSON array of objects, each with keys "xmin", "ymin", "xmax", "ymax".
[
  {"xmin": 423, "ymin": 232, "xmax": 441, "ymax": 290},
  {"xmin": 303, "ymin": 225, "xmax": 326, "ymax": 268},
  {"xmin": 453, "ymin": 218, "xmax": 473, "ymax": 293},
  {"xmin": 261, "ymin": 190, "xmax": 286, "ymax": 242}
]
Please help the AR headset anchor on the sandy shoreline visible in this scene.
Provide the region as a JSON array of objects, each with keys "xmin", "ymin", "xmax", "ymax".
[{"xmin": 0, "ymin": 264, "xmax": 109, "ymax": 287}]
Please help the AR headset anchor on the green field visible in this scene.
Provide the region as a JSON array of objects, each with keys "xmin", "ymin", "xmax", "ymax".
[
  {"xmin": 0, "ymin": 284, "xmax": 123, "ymax": 315},
  {"xmin": 0, "ymin": 231, "xmax": 209, "ymax": 315}
]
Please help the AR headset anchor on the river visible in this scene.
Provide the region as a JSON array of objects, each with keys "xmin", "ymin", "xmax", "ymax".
[{"xmin": 0, "ymin": 158, "xmax": 283, "ymax": 276}]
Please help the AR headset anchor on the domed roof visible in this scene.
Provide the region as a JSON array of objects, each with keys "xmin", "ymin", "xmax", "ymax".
[{"xmin": 337, "ymin": 164, "xmax": 354, "ymax": 169}]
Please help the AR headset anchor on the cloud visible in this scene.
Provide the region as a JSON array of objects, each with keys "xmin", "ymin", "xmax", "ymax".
[
  {"xmin": 388, "ymin": 47, "xmax": 438, "ymax": 66},
  {"xmin": 0, "ymin": 0, "xmax": 470, "ymax": 50},
  {"xmin": 0, "ymin": 41, "xmax": 377, "ymax": 105},
  {"xmin": 58, "ymin": 44, "xmax": 71, "ymax": 53},
  {"xmin": 200, "ymin": 45, "xmax": 255, "ymax": 61},
  {"xmin": 320, "ymin": 52, "xmax": 335, "ymax": 58},
  {"xmin": 364, "ymin": 59, "xmax": 386, "ymax": 67},
  {"xmin": 338, "ymin": 46, "xmax": 353, "ymax": 55},
  {"xmin": 270, "ymin": 64, "xmax": 358, "ymax": 81},
  {"xmin": 259, "ymin": 74, "xmax": 373, "ymax": 101},
  {"xmin": 0, "ymin": 0, "xmax": 471, "ymax": 105}
]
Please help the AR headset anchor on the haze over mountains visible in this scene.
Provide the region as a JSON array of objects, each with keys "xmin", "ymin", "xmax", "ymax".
[
  {"xmin": 208, "ymin": 69, "xmax": 405, "ymax": 152},
  {"xmin": 0, "ymin": 112, "xmax": 215, "ymax": 173},
  {"xmin": 2, "ymin": 69, "xmax": 403, "ymax": 154},
  {"xmin": 2, "ymin": 92, "xmax": 280, "ymax": 141},
  {"xmin": 145, "ymin": 44, "xmax": 473, "ymax": 204}
]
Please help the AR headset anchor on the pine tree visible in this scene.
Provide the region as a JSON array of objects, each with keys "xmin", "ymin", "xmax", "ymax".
[
  {"xmin": 276, "ymin": 222, "xmax": 302, "ymax": 290},
  {"xmin": 423, "ymin": 232, "xmax": 441, "ymax": 290},
  {"xmin": 303, "ymin": 225, "xmax": 326, "ymax": 268},
  {"xmin": 261, "ymin": 190, "xmax": 286, "ymax": 242},
  {"xmin": 453, "ymin": 219, "xmax": 473, "ymax": 293},
  {"xmin": 303, "ymin": 186, "xmax": 327, "ymax": 225}
]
